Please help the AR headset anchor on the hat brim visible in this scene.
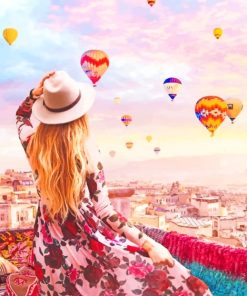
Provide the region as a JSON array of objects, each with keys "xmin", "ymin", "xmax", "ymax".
[{"xmin": 32, "ymin": 82, "xmax": 95, "ymax": 124}]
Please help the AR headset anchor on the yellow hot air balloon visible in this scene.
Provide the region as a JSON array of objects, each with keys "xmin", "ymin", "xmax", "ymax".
[
  {"xmin": 114, "ymin": 97, "xmax": 121, "ymax": 104},
  {"xmin": 3, "ymin": 28, "xmax": 18, "ymax": 45},
  {"xmin": 146, "ymin": 135, "xmax": 152, "ymax": 143},
  {"xmin": 147, "ymin": 0, "xmax": 156, "ymax": 6},
  {"xmin": 213, "ymin": 28, "xmax": 223, "ymax": 39},
  {"xmin": 121, "ymin": 114, "xmax": 132, "ymax": 127},
  {"xmin": 195, "ymin": 96, "xmax": 227, "ymax": 137},
  {"xmin": 225, "ymin": 98, "xmax": 243, "ymax": 124},
  {"xmin": 126, "ymin": 142, "xmax": 133, "ymax": 149}
]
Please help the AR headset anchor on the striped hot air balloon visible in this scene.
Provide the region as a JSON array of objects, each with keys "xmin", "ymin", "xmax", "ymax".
[
  {"xmin": 126, "ymin": 142, "xmax": 133, "ymax": 149},
  {"xmin": 195, "ymin": 96, "xmax": 227, "ymax": 136},
  {"xmin": 147, "ymin": 0, "xmax": 156, "ymax": 7},
  {"xmin": 80, "ymin": 50, "xmax": 109, "ymax": 86},
  {"xmin": 154, "ymin": 147, "xmax": 160, "ymax": 154},
  {"xmin": 163, "ymin": 77, "xmax": 182, "ymax": 101},
  {"xmin": 121, "ymin": 114, "xmax": 132, "ymax": 127}
]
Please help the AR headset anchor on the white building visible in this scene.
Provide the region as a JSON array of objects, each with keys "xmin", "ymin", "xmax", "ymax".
[
  {"xmin": 191, "ymin": 195, "xmax": 220, "ymax": 217},
  {"xmin": 0, "ymin": 202, "xmax": 37, "ymax": 230}
]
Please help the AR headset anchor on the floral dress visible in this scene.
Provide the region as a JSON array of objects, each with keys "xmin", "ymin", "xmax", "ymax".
[{"xmin": 16, "ymin": 94, "xmax": 212, "ymax": 296}]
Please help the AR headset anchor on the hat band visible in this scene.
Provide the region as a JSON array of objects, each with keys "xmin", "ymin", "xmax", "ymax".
[{"xmin": 43, "ymin": 91, "xmax": 81, "ymax": 113}]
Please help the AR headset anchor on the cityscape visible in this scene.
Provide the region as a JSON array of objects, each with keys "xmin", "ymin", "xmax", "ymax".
[{"xmin": 1, "ymin": 168, "xmax": 246, "ymax": 249}]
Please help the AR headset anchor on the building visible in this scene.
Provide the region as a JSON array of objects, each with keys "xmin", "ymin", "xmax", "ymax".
[
  {"xmin": 0, "ymin": 202, "xmax": 37, "ymax": 230},
  {"xmin": 168, "ymin": 217, "xmax": 212, "ymax": 237},
  {"xmin": 191, "ymin": 194, "xmax": 220, "ymax": 217},
  {"xmin": 108, "ymin": 187, "xmax": 135, "ymax": 219},
  {"xmin": 131, "ymin": 214, "xmax": 167, "ymax": 230}
]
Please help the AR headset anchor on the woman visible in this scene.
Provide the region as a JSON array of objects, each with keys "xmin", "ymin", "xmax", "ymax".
[{"xmin": 16, "ymin": 71, "xmax": 212, "ymax": 295}]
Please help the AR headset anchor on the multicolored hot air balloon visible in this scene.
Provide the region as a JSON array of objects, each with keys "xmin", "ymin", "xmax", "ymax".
[
  {"xmin": 225, "ymin": 98, "xmax": 243, "ymax": 124},
  {"xmin": 195, "ymin": 96, "xmax": 227, "ymax": 136},
  {"xmin": 121, "ymin": 114, "xmax": 132, "ymax": 127},
  {"xmin": 114, "ymin": 97, "xmax": 121, "ymax": 104},
  {"xmin": 3, "ymin": 28, "xmax": 18, "ymax": 45},
  {"xmin": 126, "ymin": 142, "xmax": 133, "ymax": 149},
  {"xmin": 154, "ymin": 147, "xmax": 160, "ymax": 154},
  {"xmin": 163, "ymin": 77, "xmax": 182, "ymax": 101},
  {"xmin": 80, "ymin": 50, "xmax": 109, "ymax": 86},
  {"xmin": 213, "ymin": 28, "xmax": 223, "ymax": 39},
  {"xmin": 146, "ymin": 135, "xmax": 152, "ymax": 143},
  {"xmin": 109, "ymin": 150, "xmax": 116, "ymax": 158},
  {"xmin": 147, "ymin": 0, "xmax": 156, "ymax": 6}
]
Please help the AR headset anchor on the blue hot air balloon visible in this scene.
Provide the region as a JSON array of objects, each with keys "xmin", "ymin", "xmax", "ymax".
[{"xmin": 163, "ymin": 77, "xmax": 182, "ymax": 101}]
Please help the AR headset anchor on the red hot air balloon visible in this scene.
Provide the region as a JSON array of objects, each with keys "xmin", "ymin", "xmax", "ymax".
[
  {"xmin": 126, "ymin": 142, "xmax": 133, "ymax": 149},
  {"xmin": 121, "ymin": 114, "xmax": 132, "ymax": 127},
  {"xmin": 147, "ymin": 0, "xmax": 156, "ymax": 7},
  {"xmin": 81, "ymin": 50, "xmax": 109, "ymax": 86}
]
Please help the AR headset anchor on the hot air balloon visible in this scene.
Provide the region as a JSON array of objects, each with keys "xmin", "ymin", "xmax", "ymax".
[
  {"xmin": 114, "ymin": 97, "xmax": 121, "ymax": 104},
  {"xmin": 163, "ymin": 77, "xmax": 182, "ymax": 101},
  {"xmin": 126, "ymin": 142, "xmax": 133, "ymax": 149},
  {"xmin": 121, "ymin": 114, "xmax": 132, "ymax": 127},
  {"xmin": 213, "ymin": 28, "xmax": 223, "ymax": 39},
  {"xmin": 146, "ymin": 135, "xmax": 152, "ymax": 143},
  {"xmin": 109, "ymin": 150, "xmax": 116, "ymax": 158},
  {"xmin": 147, "ymin": 0, "xmax": 156, "ymax": 6},
  {"xmin": 3, "ymin": 28, "xmax": 18, "ymax": 45},
  {"xmin": 154, "ymin": 147, "xmax": 160, "ymax": 154},
  {"xmin": 225, "ymin": 98, "xmax": 243, "ymax": 124},
  {"xmin": 195, "ymin": 96, "xmax": 227, "ymax": 136},
  {"xmin": 80, "ymin": 50, "xmax": 109, "ymax": 86}
]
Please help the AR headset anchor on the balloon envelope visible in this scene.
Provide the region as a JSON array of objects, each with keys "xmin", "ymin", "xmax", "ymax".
[
  {"xmin": 146, "ymin": 135, "xmax": 152, "ymax": 143},
  {"xmin": 225, "ymin": 98, "xmax": 243, "ymax": 123},
  {"xmin": 126, "ymin": 142, "xmax": 133, "ymax": 149},
  {"xmin": 163, "ymin": 77, "xmax": 182, "ymax": 101},
  {"xmin": 114, "ymin": 97, "xmax": 121, "ymax": 104},
  {"xmin": 147, "ymin": 0, "xmax": 156, "ymax": 6},
  {"xmin": 154, "ymin": 147, "xmax": 160, "ymax": 154},
  {"xmin": 213, "ymin": 28, "xmax": 223, "ymax": 39},
  {"xmin": 109, "ymin": 150, "xmax": 116, "ymax": 157},
  {"xmin": 195, "ymin": 96, "xmax": 227, "ymax": 136},
  {"xmin": 81, "ymin": 50, "xmax": 109, "ymax": 86},
  {"xmin": 121, "ymin": 114, "xmax": 132, "ymax": 127},
  {"xmin": 3, "ymin": 28, "xmax": 18, "ymax": 45}
]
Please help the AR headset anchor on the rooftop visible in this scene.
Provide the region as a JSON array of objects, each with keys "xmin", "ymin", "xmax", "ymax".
[{"xmin": 171, "ymin": 217, "xmax": 212, "ymax": 228}]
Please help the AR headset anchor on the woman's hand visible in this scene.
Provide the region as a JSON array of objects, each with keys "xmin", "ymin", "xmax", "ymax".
[
  {"xmin": 143, "ymin": 240, "xmax": 174, "ymax": 268},
  {"xmin": 32, "ymin": 71, "xmax": 55, "ymax": 97}
]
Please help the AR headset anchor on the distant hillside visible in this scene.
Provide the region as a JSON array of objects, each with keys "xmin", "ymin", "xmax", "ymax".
[{"xmin": 104, "ymin": 154, "xmax": 247, "ymax": 186}]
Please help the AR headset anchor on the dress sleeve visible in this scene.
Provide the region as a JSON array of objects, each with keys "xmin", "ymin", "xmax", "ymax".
[
  {"xmin": 16, "ymin": 90, "xmax": 38, "ymax": 152},
  {"xmin": 85, "ymin": 138, "xmax": 157, "ymax": 247}
]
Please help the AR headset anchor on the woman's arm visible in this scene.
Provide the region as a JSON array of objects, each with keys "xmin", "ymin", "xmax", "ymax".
[
  {"xmin": 16, "ymin": 71, "xmax": 55, "ymax": 152},
  {"xmin": 16, "ymin": 90, "xmax": 38, "ymax": 152},
  {"xmin": 86, "ymin": 138, "xmax": 158, "ymax": 248}
]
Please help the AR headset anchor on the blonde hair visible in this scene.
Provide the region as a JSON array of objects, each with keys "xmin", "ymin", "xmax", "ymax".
[{"xmin": 27, "ymin": 115, "xmax": 91, "ymax": 222}]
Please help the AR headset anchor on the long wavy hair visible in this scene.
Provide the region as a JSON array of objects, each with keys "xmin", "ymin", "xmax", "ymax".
[{"xmin": 27, "ymin": 115, "xmax": 92, "ymax": 222}]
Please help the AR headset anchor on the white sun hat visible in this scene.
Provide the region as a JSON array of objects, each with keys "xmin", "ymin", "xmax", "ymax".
[{"xmin": 32, "ymin": 70, "xmax": 95, "ymax": 124}]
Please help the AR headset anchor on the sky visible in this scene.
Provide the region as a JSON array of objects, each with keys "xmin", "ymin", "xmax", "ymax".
[{"xmin": 1, "ymin": 0, "xmax": 247, "ymax": 186}]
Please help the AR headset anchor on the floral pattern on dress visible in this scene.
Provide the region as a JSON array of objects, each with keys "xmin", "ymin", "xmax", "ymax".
[{"xmin": 16, "ymin": 94, "xmax": 213, "ymax": 295}]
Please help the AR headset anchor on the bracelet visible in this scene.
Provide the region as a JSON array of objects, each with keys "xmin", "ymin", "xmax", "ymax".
[
  {"xmin": 141, "ymin": 240, "xmax": 154, "ymax": 253},
  {"xmin": 29, "ymin": 88, "xmax": 35, "ymax": 101}
]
